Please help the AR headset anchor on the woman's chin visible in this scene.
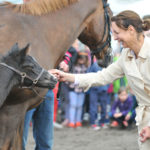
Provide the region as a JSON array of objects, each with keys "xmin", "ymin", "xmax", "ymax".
[{"xmin": 122, "ymin": 43, "xmax": 128, "ymax": 48}]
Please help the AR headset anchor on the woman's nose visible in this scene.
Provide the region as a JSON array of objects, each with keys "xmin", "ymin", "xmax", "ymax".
[{"xmin": 113, "ymin": 34, "xmax": 119, "ymax": 41}]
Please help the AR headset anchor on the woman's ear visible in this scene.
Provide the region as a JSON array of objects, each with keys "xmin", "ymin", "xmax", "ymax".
[{"xmin": 128, "ymin": 25, "xmax": 135, "ymax": 34}]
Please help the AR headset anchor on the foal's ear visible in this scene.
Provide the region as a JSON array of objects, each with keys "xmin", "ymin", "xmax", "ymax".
[
  {"xmin": 20, "ymin": 43, "xmax": 30, "ymax": 56},
  {"xmin": 11, "ymin": 43, "xmax": 19, "ymax": 52}
]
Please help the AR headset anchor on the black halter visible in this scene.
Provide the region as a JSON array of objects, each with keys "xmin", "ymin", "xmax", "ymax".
[
  {"xmin": 0, "ymin": 62, "xmax": 44, "ymax": 87},
  {"xmin": 91, "ymin": 0, "xmax": 111, "ymax": 56},
  {"xmin": 0, "ymin": 62, "xmax": 49, "ymax": 99}
]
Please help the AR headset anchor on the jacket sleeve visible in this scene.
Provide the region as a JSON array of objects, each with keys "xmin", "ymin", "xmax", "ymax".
[
  {"xmin": 75, "ymin": 54, "xmax": 125, "ymax": 92},
  {"xmin": 111, "ymin": 100, "xmax": 119, "ymax": 115},
  {"xmin": 62, "ymin": 47, "xmax": 77, "ymax": 71}
]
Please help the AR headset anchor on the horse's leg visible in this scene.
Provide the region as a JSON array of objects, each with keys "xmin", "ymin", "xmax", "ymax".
[
  {"xmin": 0, "ymin": 105, "xmax": 25, "ymax": 150},
  {"xmin": 12, "ymin": 119, "xmax": 25, "ymax": 150},
  {"xmin": 0, "ymin": 88, "xmax": 48, "ymax": 149}
]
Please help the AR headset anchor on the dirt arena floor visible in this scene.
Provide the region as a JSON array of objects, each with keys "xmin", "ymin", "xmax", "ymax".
[{"xmin": 26, "ymin": 125, "xmax": 139, "ymax": 150}]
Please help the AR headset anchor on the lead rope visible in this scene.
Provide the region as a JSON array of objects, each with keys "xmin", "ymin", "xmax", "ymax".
[{"xmin": 20, "ymin": 86, "xmax": 49, "ymax": 100}]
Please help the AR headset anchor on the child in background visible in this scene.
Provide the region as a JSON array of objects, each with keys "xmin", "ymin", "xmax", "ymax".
[
  {"xmin": 88, "ymin": 59, "xmax": 109, "ymax": 130},
  {"xmin": 125, "ymin": 94, "xmax": 137, "ymax": 127},
  {"xmin": 110, "ymin": 87, "xmax": 133, "ymax": 128},
  {"xmin": 68, "ymin": 51, "xmax": 89, "ymax": 128},
  {"xmin": 125, "ymin": 87, "xmax": 138, "ymax": 127},
  {"xmin": 59, "ymin": 46, "xmax": 78, "ymax": 127}
]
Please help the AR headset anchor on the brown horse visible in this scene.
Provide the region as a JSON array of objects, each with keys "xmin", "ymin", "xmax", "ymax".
[{"xmin": 0, "ymin": 0, "xmax": 112, "ymax": 149}]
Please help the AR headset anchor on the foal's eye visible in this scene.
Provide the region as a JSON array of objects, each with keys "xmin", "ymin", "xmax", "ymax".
[{"xmin": 22, "ymin": 64, "xmax": 34, "ymax": 69}]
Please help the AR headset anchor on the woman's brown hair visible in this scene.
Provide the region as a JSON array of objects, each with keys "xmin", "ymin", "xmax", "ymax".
[{"xmin": 111, "ymin": 10, "xmax": 150, "ymax": 33}]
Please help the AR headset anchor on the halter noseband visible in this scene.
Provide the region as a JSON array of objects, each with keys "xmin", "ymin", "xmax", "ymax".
[
  {"xmin": 0, "ymin": 62, "xmax": 44, "ymax": 87},
  {"xmin": 91, "ymin": 0, "xmax": 111, "ymax": 56}
]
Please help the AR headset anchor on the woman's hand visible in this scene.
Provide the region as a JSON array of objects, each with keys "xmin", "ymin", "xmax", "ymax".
[
  {"xmin": 48, "ymin": 69, "xmax": 66, "ymax": 81},
  {"xmin": 49, "ymin": 69, "xmax": 75, "ymax": 82},
  {"xmin": 140, "ymin": 126, "xmax": 150, "ymax": 142}
]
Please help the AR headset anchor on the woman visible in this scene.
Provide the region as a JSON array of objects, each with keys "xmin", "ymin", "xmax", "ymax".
[{"xmin": 51, "ymin": 10, "xmax": 150, "ymax": 150}]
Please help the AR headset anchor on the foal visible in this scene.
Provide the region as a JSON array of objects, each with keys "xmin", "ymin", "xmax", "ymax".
[{"xmin": 0, "ymin": 43, "xmax": 57, "ymax": 108}]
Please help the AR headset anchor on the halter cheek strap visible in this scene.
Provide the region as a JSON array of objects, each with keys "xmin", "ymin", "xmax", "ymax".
[
  {"xmin": 91, "ymin": 0, "xmax": 111, "ymax": 57},
  {"xmin": 0, "ymin": 62, "xmax": 44, "ymax": 87},
  {"xmin": 0, "ymin": 62, "xmax": 49, "ymax": 99}
]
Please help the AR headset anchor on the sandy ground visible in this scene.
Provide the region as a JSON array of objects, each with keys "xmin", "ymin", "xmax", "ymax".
[{"xmin": 26, "ymin": 125, "xmax": 139, "ymax": 150}]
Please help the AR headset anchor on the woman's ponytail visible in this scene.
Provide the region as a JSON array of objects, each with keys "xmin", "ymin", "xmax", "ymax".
[{"xmin": 142, "ymin": 15, "xmax": 150, "ymax": 31}]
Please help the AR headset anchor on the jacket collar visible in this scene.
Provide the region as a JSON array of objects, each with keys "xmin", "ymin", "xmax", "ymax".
[
  {"xmin": 127, "ymin": 36, "xmax": 150, "ymax": 60},
  {"xmin": 138, "ymin": 36, "xmax": 150, "ymax": 59}
]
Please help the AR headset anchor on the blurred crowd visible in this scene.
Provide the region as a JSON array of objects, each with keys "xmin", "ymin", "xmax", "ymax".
[
  {"xmin": 51, "ymin": 15, "xmax": 150, "ymax": 132},
  {"xmin": 53, "ymin": 39, "xmax": 138, "ymax": 131}
]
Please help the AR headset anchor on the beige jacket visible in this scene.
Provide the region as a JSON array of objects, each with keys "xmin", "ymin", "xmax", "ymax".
[{"xmin": 76, "ymin": 36, "xmax": 150, "ymax": 127}]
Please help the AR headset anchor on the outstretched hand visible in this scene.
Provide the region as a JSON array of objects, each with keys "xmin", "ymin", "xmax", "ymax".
[
  {"xmin": 49, "ymin": 69, "xmax": 75, "ymax": 83},
  {"xmin": 140, "ymin": 126, "xmax": 150, "ymax": 142},
  {"xmin": 48, "ymin": 69, "xmax": 66, "ymax": 82}
]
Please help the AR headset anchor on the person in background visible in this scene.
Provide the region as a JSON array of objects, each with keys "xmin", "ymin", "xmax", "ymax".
[
  {"xmin": 51, "ymin": 10, "xmax": 150, "ymax": 150},
  {"xmin": 88, "ymin": 58, "xmax": 109, "ymax": 130},
  {"xmin": 110, "ymin": 87, "xmax": 133, "ymax": 128},
  {"xmin": 53, "ymin": 82, "xmax": 62, "ymax": 129},
  {"xmin": 125, "ymin": 87, "xmax": 138, "ymax": 128},
  {"xmin": 22, "ymin": 90, "xmax": 54, "ymax": 150},
  {"xmin": 58, "ymin": 46, "xmax": 78, "ymax": 127},
  {"xmin": 68, "ymin": 51, "xmax": 89, "ymax": 128}
]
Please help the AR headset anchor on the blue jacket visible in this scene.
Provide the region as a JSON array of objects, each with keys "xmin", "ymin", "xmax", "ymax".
[{"xmin": 88, "ymin": 62, "xmax": 108, "ymax": 93}]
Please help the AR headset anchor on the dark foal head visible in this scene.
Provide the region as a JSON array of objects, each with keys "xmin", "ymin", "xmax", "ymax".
[
  {"xmin": 0, "ymin": 43, "xmax": 57, "ymax": 107},
  {"xmin": 1, "ymin": 43, "xmax": 57, "ymax": 89}
]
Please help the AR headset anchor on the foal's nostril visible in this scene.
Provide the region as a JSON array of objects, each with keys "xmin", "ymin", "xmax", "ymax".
[{"xmin": 51, "ymin": 75, "xmax": 57, "ymax": 82}]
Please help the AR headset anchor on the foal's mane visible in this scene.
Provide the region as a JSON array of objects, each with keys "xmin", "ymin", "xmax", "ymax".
[{"xmin": 3, "ymin": 0, "xmax": 78, "ymax": 16}]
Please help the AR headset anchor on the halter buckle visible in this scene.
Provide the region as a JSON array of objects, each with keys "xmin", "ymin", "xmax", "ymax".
[
  {"xmin": 33, "ymin": 79, "xmax": 38, "ymax": 84},
  {"xmin": 21, "ymin": 72, "xmax": 26, "ymax": 78}
]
